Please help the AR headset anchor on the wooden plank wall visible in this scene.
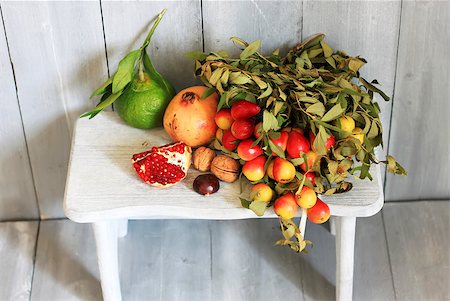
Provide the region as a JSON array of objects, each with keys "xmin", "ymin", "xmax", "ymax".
[
  {"xmin": 385, "ymin": 1, "xmax": 450, "ymax": 200},
  {"xmin": 0, "ymin": 1, "xmax": 448, "ymax": 219},
  {"xmin": 0, "ymin": 8, "xmax": 38, "ymax": 220},
  {"xmin": 1, "ymin": 2, "xmax": 108, "ymax": 218}
]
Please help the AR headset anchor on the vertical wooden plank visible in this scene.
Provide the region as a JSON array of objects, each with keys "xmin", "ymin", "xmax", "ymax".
[
  {"xmin": 0, "ymin": 9, "xmax": 38, "ymax": 220},
  {"xmin": 101, "ymin": 0, "xmax": 202, "ymax": 91},
  {"xmin": 31, "ymin": 220, "xmax": 102, "ymax": 301},
  {"xmin": 384, "ymin": 201, "xmax": 450, "ymax": 300},
  {"xmin": 211, "ymin": 219, "xmax": 304, "ymax": 301},
  {"xmin": 0, "ymin": 221, "xmax": 38, "ymax": 301},
  {"xmin": 120, "ymin": 220, "xmax": 212, "ymax": 300},
  {"xmin": 118, "ymin": 220, "xmax": 163, "ymax": 301},
  {"xmin": 354, "ymin": 212, "xmax": 395, "ymax": 301},
  {"xmin": 385, "ymin": 1, "xmax": 450, "ymax": 200},
  {"xmin": 302, "ymin": 1, "xmax": 401, "ymax": 184},
  {"xmin": 160, "ymin": 220, "xmax": 211, "ymax": 300},
  {"xmin": 1, "ymin": 2, "xmax": 109, "ymax": 218},
  {"xmin": 203, "ymin": 0, "xmax": 302, "ymax": 55},
  {"xmin": 300, "ymin": 222, "xmax": 336, "ymax": 301}
]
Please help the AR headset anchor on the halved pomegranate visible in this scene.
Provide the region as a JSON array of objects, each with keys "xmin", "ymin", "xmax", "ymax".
[{"xmin": 132, "ymin": 141, "xmax": 192, "ymax": 188}]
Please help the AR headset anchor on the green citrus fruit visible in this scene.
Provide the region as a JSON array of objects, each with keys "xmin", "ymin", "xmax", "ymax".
[{"xmin": 115, "ymin": 72, "xmax": 174, "ymax": 129}]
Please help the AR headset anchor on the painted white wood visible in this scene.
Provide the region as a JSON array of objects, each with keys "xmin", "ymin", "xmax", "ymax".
[
  {"xmin": 117, "ymin": 219, "xmax": 128, "ymax": 238},
  {"xmin": 1, "ymin": 1, "xmax": 108, "ymax": 218},
  {"xmin": 101, "ymin": 0, "xmax": 202, "ymax": 91},
  {"xmin": 203, "ymin": 0, "xmax": 302, "ymax": 56},
  {"xmin": 0, "ymin": 12, "xmax": 38, "ymax": 220},
  {"xmin": 336, "ymin": 216, "xmax": 356, "ymax": 301},
  {"xmin": 93, "ymin": 221, "xmax": 122, "ymax": 301},
  {"xmin": 383, "ymin": 201, "xmax": 450, "ymax": 300},
  {"xmin": 64, "ymin": 112, "xmax": 384, "ymax": 223},
  {"xmin": 30, "ymin": 220, "xmax": 102, "ymax": 301},
  {"xmin": 302, "ymin": 0, "xmax": 402, "ymax": 184},
  {"xmin": 385, "ymin": 1, "xmax": 450, "ymax": 200},
  {"xmin": 0, "ymin": 221, "xmax": 38, "ymax": 301},
  {"xmin": 329, "ymin": 216, "xmax": 336, "ymax": 236}
]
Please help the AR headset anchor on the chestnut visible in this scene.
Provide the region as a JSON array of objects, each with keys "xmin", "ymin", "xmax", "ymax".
[{"xmin": 193, "ymin": 174, "xmax": 220, "ymax": 195}]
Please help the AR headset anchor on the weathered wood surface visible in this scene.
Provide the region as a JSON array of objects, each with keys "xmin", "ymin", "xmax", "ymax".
[
  {"xmin": 0, "ymin": 221, "xmax": 38, "ymax": 301},
  {"xmin": 1, "ymin": 2, "xmax": 108, "ymax": 218},
  {"xmin": 14, "ymin": 212, "xmax": 402, "ymax": 301},
  {"xmin": 354, "ymin": 212, "xmax": 395, "ymax": 301},
  {"xmin": 210, "ymin": 219, "xmax": 304, "ymax": 300},
  {"xmin": 121, "ymin": 220, "xmax": 211, "ymax": 300},
  {"xmin": 0, "ymin": 15, "xmax": 38, "ymax": 220},
  {"xmin": 383, "ymin": 201, "xmax": 450, "ymax": 300},
  {"xmin": 64, "ymin": 113, "xmax": 383, "ymax": 223},
  {"xmin": 0, "ymin": 0, "xmax": 447, "ymax": 216},
  {"xmin": 30, "ymin": 220, "xmax": 102, "ymax": 301},
  {"xmin": 302, "ymin": 0, "xmax": 401, "ymax": 184},
  {"xmin": 101, "ymin": 0, "xmax": 202, "ymax": 91},
  {"xmin": 385, "ymin": 1, "xmax": 450, "ymax": 200},
  {"xmin": 202, "ymin": 0, "xmax": 302, "ymax": 56}
]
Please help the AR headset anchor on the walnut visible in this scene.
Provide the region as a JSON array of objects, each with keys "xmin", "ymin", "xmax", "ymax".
[
  {"xmin": 192, "ymin": 147, "xmax": 216, "ymax": 172},
  {"xmin": 211, "ymin": 155, "xmax": 240, "ymax": 183}
]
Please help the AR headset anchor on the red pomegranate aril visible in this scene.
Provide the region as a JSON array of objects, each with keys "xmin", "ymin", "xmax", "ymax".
[{"xmin": 132, "ymin": 141, "xmax": 192, "ymax": 188}]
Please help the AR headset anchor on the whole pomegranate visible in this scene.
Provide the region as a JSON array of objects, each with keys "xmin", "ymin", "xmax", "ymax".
[
  {"xmin": 132, "ymin": 141, "xmax": 192, "ymax": 188},
  {"xmin": 163, "ymin": 86, "xmax": 218, "ymax": 147}
]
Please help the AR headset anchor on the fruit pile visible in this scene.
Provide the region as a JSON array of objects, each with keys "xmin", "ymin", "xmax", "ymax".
[
  {"xmin": 85, "ymin": 9, "xmax": 406, "ymax": 253},
  {"xmin": 183, "ymin": 34, "xmax": 406, "ymax": 252}
]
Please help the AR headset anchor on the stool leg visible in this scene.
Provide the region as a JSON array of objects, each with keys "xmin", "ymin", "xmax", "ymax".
[
  {"xmin": 329, "ymin": 216, "xmax": 336, "ymax": 236},
  {"xmin": 336, "ymin": 216, "xmax": 356, "ymax": 301},
  {"xmin": 117, "ymin": 219, "xmax": 128, "ymax": 238},
  {"xmin": 93, "ymin": 221, "xmax": 122, "ymax": 301}
]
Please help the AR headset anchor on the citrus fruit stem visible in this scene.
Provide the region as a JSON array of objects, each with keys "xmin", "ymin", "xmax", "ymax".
[{"xmin": 140, "ymin": 8, "xmax": 167, "ymax": 52}]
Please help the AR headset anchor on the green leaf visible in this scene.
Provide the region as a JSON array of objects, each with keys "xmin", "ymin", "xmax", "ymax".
[
  {"xmin": 251, "ymin": 75, "xmax": 267, "ymax": 89},
  {"xmin": 263, "ymin": 110, "xmax": 279, "ymax": 132},
  {"xmin": 230, "ymin": 73, "xmax": 251, "ymax": 85},
  {"xmin": 320, "ymin": 41, "xmax": 333, "ymax": 58},
  {"xmin": 313, "ymin": 125, "xmax": 329, "ymax": 156},
  {"xmin": 321, "ymin": 103, "xmax": 344, "ymax": 122},
  {"xmin": 359, "ymin": 77, "xmax": 390, "ymax": 101},
  {"xmin": 240, "ymin": 40, "xmax": 261, "ymax": 60},
  {"xmin": 325, "ymin": 57, "xmax": 336, "ymax": 68},
  {"xmin": 367, "ymin": 120, "xmax": 379, "ymax": 139},
  {"xmin": 249, "ymin": 200, "xmax": 267, "ymax": 216},
  {"xmin": 201, "ymin": 87, "xmax": 216, "ymax": 100},
  {"xmin": 90, "ymin": 77, "xmax": 112, "ymax": 98},
  {"xmin": 185, "ymin": 51, "xmax": 208, "ymax": 61},
  {"xmin": 306, "ymin": 102, "xmax": 325, "ymax": 117},
  {"xmin": 348, "ymin": 58, "xmax": 365, "ymax": 73},
  {"xmin": 80, "ymin": 91, "xmax": 122, "ymax": 119},
  {"xmin": 298, "ymin": 96, "xmax": 319, "ymax": 103},
  {"xmin": 230, "ymin": 36, "xmax": 249, "ymax": 47},
  {"xmin": 268, "ymin": 139, "xmax": 286, "ymax": 158},
  {"xmin": 258, "ymin": 85, "xmax": 273, "ymax": 99},
  {"xmin": 290, "ymin": 157, "xmax": 305, "ymax": 166},
  {"xmin": 112, "ymin": 49, "xmax": 140, "ymax": 94},
  {"xmin": 209, "ymin": 68, "xmax": 224, "ymax": 86},
  {"xmin": 217, "ymin": 92, "xmax": 227, "ymax": 111},
  {"xmin": 240, "ymin": 197, "xmax": 251, "ymax": 209},
  {"xmin": 273, "ymin": 101, "xmax": 285, "ymax": 116},
  {"xmin": 282, "ymin": 225, "xmax": 296, "ymax": 240}
]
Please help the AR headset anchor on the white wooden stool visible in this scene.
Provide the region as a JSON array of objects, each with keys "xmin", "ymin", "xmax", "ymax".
[{"xmin": 64, "ymin": 112, "xmax": 384, "ymax": 301}]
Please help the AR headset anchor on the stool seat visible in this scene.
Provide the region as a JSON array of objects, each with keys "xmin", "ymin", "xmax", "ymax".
[{"xmin": 64, "ymin": 112, "xmax": 383, "ymax": 223}]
